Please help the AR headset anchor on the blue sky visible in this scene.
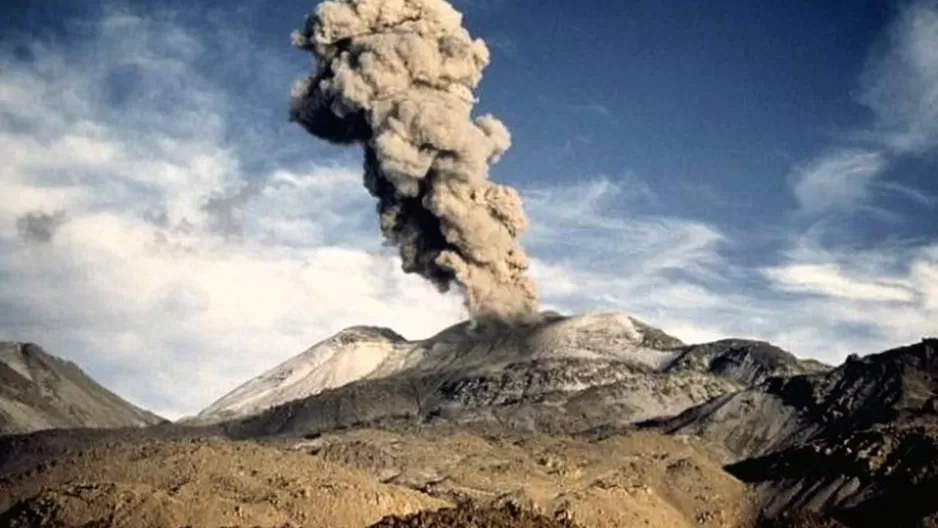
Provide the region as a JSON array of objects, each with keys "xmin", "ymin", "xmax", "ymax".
[{"xmin": 1, "ymin": 0, "xmax": 936, "ymax": 418}]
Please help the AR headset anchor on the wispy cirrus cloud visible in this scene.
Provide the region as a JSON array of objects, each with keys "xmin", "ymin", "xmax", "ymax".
[
  {"xmin": 789, "ymin": 1, "xmax": 938, "ymax": 217},
  {"xmin": 791, "ymin": 149, "xmax": 887, "ymax": 215},
  {"xmin": 858, "ymin": 0, "xmax": 938, "ymax": 153},
  {"xmin": 524, "ymin": 175, "xmax": 719, "ymax": 280},
  {"xmin": 761, "ymin": 239, "xmax": 938, "ymax": 348},
  {"xmin": 536, "ymin": 94, "xmax": 621, "ymax": 128},
  {"xmin": 762, "ymin": 263, "xmax": 915, "ymax": 302},
  {"xmin": 523, "ymin": 171, "xmax": 937, "ymax": 362}
]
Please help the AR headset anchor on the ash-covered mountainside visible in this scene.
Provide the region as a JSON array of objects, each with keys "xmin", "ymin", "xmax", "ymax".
[
  {"xmin": 0, "ymin": 342, "xmax": 165, "ymax": 435},
  {"xmin": 199, "ymin": 312, "xmax": 819, "ymax": 438},
  {"xmin": 652, "ymin": 338, "xmax": 938, "ymax": 526},
  {"xmin": 650, "ymin": 338, "xmax": 937, "ymax": 462}
]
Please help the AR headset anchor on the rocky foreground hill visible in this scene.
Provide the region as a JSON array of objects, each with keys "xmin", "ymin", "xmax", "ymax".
[
  {"xmin": 0, "ymin": 428, "xmax": 753, "ymax": 528},
  {"xmin": 0, "ymin": 342, "xmax": 165, "ymax": 435}
]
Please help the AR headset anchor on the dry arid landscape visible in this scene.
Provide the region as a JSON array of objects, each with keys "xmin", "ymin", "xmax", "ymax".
[
  {"xmin": 2, "ymin": 320, "xmax": 937, "ymax": 527},
  {"xmin": 0, "ymin": 429, "xmax": 748, "ymax": 528}
]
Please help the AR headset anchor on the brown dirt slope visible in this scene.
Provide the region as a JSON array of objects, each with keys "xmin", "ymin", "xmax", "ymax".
[
  {"xmin": 0, "ymin": 424, "xmax": 755, "ymax": 528},
  {"xmin": 288, "ymin": 426, "xmax": 752, "ymax": 528},
  {"xmin": 0, "ymin": 437, "xmax": 446, "ymax": 528}
]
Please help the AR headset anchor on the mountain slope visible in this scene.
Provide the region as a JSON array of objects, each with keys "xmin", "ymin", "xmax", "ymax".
[
  {"xmin": 0, "ymin": 342, "xmax": 165, "ymax": 435},
  {"xmin": 203, "ymin": 312, "xmax": 819, "ymax": 439},
  {"xmin": 0, "ymin": 427, "xmax": 754, "ymax": 528},
  {"xmin": 196, "ymin": 326, "xmax": 413, "ymax": 423},
  {"xmin": 648, "ymin": 338, "xmax": 937, "ymax": 463},
  {"xmin": 650, "ymin": 338, "xmax": 938, "ymax": 525},
  {"xmin": 0, "ymin": 437, "xmax": 447, "ymax": 528}
]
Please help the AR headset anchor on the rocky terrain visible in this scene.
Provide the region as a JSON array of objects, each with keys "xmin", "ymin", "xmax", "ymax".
[
  {"xmin": 649, "ymin": 338, "xmax": 938, "ymax": 526},
  {"xmin": 664, "ymin": 339, "xmax": 829, "ymax": 385},
  {"xmin": 648, "ymin": 338, "xmax": 938, "ymax": 460},
  {"xmin": 0, "ymin": 316, "xmax": 934, "ymax": 527},
  {"xmin": 367, "ymin": 502, "xmax": 582, "ymax": 528},
  {"xmin": 0, "ymin": 436, "xmax": 446, "ymax": 528},
  {"xmin": 0, "ymin": 342, "xmax": 165, "ymax": 435},
  {"xmin": 0, "ymin": 426, "xmax": 753, "ymax": 528}
]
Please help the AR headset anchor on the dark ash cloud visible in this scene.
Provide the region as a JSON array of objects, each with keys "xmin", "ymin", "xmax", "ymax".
[{"xmin": 16, "ymin": 210, "xmax": 67, "ymax": 243}]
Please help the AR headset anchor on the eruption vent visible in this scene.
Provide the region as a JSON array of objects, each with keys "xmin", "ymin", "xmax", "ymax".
[{"xmin": 289, "ymin": 0, "xmax": 538, "ymax": 321}]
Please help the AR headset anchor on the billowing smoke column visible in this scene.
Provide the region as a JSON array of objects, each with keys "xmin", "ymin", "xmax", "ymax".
[{"xmin": 289, "ymin": 0, "xmax": 538, "ymax": 321}]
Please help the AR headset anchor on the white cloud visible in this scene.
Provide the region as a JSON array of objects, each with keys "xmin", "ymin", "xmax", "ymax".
[
  {"xmin": 523, "ymin": 179, "xmax": 759, "ymax": 348},
  {"xmin": 762, "ymin": 263, "xmax": 914, "ymax": 302},
  {"xmin": 758, "ymin": 240, "xmax": 938, "ymax": 356},
  {"xmin": 524, "ymin": 176, "xmax": 723, "ymax": 280},
  {"xmin": 525, "ymin": 175, "xmax": 937, "ymax": 364},
  {"xmin": 788, "ymin": 1, "xmax": 938, "ymax": 215},
  {"xmin": 767, "ymin": 1, "xmax": 938, "ymax": 356},
  {"xmin": 791, "ymin": 149, "xmax": 887, "ymax": 214}
]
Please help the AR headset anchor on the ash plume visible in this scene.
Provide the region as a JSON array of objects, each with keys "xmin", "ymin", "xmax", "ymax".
[{"xmin": 289, "ymin": 0, "xmax": 538, "ymax": 321}]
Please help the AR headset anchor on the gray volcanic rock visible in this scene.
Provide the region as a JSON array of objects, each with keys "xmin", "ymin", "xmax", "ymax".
[
  {"xmin": 729, "ymin": 420, "xmax": 938, "ymax": 525},
  {"xmin": 666, "ymin": 339, "xmax": 829, "ymax": 386},
  {"xmin": 649, "ymin": 339, "xmax": 936, "ymax": 463},
  {"xmin": 0, "ymin": 342, "xmax": 165, "ymax": 435},
  {"xmin": 649, "ymin": 338, "xmax": 938, "ymax": 526}
]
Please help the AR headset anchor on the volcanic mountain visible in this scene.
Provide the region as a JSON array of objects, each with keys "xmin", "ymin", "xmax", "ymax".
[{"xmin": 193, "ymin": 312, "xmax": 824, "ymax": 439}]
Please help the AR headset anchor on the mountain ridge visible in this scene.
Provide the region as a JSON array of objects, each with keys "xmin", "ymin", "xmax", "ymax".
[
  {"xmin": 636, "ymin": 338, "xmax": 938, "ymax": 525},
  {"xmin": 197, "ymin": 312, "xmax": 825, "ymax": 441},
  {"xmin": 0, "ymin": 342, "xmax": 165, "ymax": 436},
  {"xmin": 646, "ymin": 338, "xmax": 937, "ymax": 462}
]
